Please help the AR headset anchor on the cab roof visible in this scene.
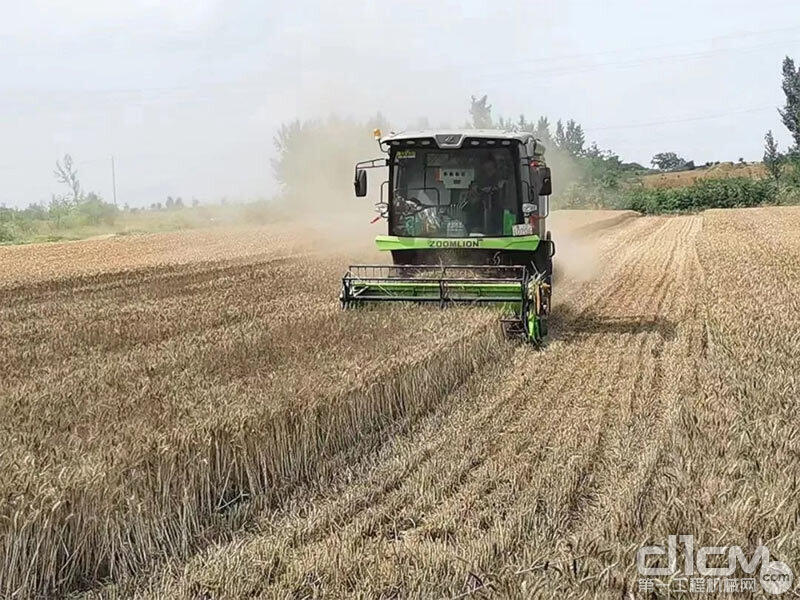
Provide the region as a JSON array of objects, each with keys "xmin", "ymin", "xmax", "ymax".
[{"xmin": 380, "ymin": 129, "xmax": 544, "ymax": 152}]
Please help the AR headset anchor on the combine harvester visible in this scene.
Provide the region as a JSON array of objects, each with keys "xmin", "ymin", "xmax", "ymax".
[{"xmin": 341, "ymin": 129, "xmax": 555, "ymax": 343}]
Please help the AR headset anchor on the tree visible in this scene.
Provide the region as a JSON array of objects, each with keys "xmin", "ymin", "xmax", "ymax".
[
  {"xmin": 469, "ymin": 95, "xmax": 493, "ymax": 129},
  {"xmin": 54, "ymin": 154, "xmax": 81, "ymax": 205},
  {"xmin": 535, "ymin": 116, "xmax": 551, "ymax": 142},
  {"xmin": 48, "ymin": 195, "xmax": 70, "ymax": 227},
  {"xmin": 175, "ymin": 197, "xmax": 184, "ymax": 208},
  {"xmin": 554, "ymin": 120, "xmax": 566, "ymax": 150},
  {"xmin": 551, "ymin": 119, "xmax": 585, "ymax": 156},
  {"xmin": 78, "ymin": 192, "xmax": 117, "ymax": 225},
  {"xmin": 497, "ymin": 113, "xmax": 535, "ymax": 134},
  {"xmin": 651, "ymin": 152, "xmax": 691, "ymax": 171},
  {"xmin": 779, "ymin": 56, "xmax": 800, "ymax": 150},
  {"xmin": 584, "ymin": 142, "xmax": 604, "ymax": 159},
  {"xmin": 763, "ymin": 130, "xmax": 783, "ymax": 182},
  {"xmin": 563, "ymin": 119, "xmax": 586, "ymax": 156},
  {"xmin": 165, "ymin": 196, "xmax": 175, "ymax": 209},
  {"xmin": 581, "ymin": 143, "xmax": 625, "ymax": 187}
]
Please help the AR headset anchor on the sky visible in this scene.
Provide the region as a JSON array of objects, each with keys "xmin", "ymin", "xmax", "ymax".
[{"xmin": 1, "ymin": 0, "xmax": 800, "ymax": 207}]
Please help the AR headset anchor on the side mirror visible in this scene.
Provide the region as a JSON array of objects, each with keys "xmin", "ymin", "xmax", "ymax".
[
  {"xmin": 354, "ymin": 169, "xmax": 367, "ymax": 197},
  {"xmin": 540, "ymin": 167, "xmax": 552, "ymax": 196}
]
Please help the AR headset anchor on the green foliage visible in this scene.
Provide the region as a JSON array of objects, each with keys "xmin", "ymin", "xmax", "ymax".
[
  {"xmin": 619, "ymin": 178, "xmax": 778, "ymax": 214},
  {"xmin": 548, "ymin": 119, "xmax": 586, "ymax": 157},
  {"xmin": 0, "ymin": 194, "xmax": 118, "ymax": 244},
  {"xmin": 553, "ymin": 147, "xmax": 646, "ymax": 210},
  {"xmin": 651, "ymin": 152, "xmax": 693, "ymax": 171},
  {"xmin": 75, "ymin": 193, "xmax": 118, "ymax": 226},
  {"xmin": 560, "ymin": 119, "xmax": 585, "ymax": 157},
  {"xmin": 778, "ymin": 153, "xmax": 800, "ymax": 188},
  {"xmin": 554, "ymin": 120, "xmax": 566, "ymax": 151},
  {"xmin": 763, "ymin": 130, "xmax": 783, "ymax": 182},
  {"xmin": 0, "ymin": 223, "xmax": 15, "ymax": 243},
  {"xmin": 779, "ymin": 56, "xmax": 800, "ymax": 150},
  {"xmin": 580, "ymin": 144, "xmax": 625, "ymax": 185}
]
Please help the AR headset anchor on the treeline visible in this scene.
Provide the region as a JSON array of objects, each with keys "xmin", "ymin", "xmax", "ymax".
[
  {"xmin": 0, "ymin": 154, "xmax": 212, "ymax": 243},
  {"xmin": 612, "ymin": 56, "xmax": 800, "ymax": 213},
  {"xmin": 468, "ymin": 88, "xmax": 800, "ymax": 214},
  {"xmin": 623, "ymin": 178, "xmax": 780, "ymax": 213},
  {"xmin": 270, "ymin": 56, "xmax": 800, "ymax": 216},
  {"xmin": 0, "ymin": 155, "xmax": 119, "ymax": 243}
]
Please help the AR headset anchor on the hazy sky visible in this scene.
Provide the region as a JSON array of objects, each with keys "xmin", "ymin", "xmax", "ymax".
[{"xmin": 2, "ymin": 0, "xmax": 800, "ymax": 207}]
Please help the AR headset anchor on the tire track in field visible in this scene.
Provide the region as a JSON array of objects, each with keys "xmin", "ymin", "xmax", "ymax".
[
  {"xmin": 471, "ymin": 218, "xmax": 702, "ymax": 561},
  {"xmin": 552, "ymin": 217, "xmax": 703, "ymax": 540},
  {"xmin": 295, "ymin": 215, "xmax": 700, "ymax": 598},
  {"xmin": 479, "ymin": 215, "xmax": 705, "ymax": 598}
]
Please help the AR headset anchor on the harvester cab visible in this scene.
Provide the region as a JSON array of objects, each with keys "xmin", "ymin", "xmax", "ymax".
[{"xmin": 341, "ymin": 129, "xmax": 555, "ymax": 343}]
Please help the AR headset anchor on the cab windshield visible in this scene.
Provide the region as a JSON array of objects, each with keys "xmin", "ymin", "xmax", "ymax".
[{"xmin": 390, "ymin": 147, "xmax": 518, "ymax": 237}]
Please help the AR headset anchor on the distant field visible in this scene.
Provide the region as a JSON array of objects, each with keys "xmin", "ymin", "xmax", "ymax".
[
  {"xmin": 1, "ymin": 209, "xmax": 799, "ymax": 598},
  {"xmin": 0, "ymin": 202, "xmax": 288, "ymax": 246},
  {"xmin": 642, "ymin": 161, "xmax": 766, "ymax": 188}
]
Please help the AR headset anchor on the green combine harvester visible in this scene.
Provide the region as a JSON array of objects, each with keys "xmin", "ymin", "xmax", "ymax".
[{"xmin": 341, "ymin": 129, "xmax": 555, "ymax": 343}]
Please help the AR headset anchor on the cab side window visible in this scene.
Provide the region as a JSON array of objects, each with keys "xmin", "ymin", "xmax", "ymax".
[{"xmin": 519, "ymin": 142, "xmax": 534, "ymax": 206}]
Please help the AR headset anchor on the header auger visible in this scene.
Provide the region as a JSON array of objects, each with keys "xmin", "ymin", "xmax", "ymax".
[{"xmin": 341, "ymin": 129, "xmax": 555, "ymax": 344}]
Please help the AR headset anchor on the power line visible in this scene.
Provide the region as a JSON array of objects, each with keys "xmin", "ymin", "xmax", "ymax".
[
  {"xmin": 588, "ymin": 105, "xmax": 776, "ymax": 132},
  {"xmin": 479, "ymin": 38, "xmax": 800, "ymax": 82},
  {"xmin": 4, "ymin": 26, "xmax": 800, "ymax": 102},
  {"xmin": 0, "ymin": 104, "xmax": 780, "ymax": 175},
  {"xmin": 477, "ymin": 24, "xmax": 800, "ymax": 68}
]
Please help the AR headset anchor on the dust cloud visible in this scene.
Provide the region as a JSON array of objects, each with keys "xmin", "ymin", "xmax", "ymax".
[
  {"xmin": 271, "ymin": 116, "xmax": 389, "ymax": 254},
  {"xmin": 268, "ymin": 113, "xmax": 631, "ymax": 263},
  {"xmin": 549, "ymin": 210, "xmax": 640, "ymax": 283},
  {"xmin": 552, "ymin": 227, "xmax": 600, "ymax": 283}
]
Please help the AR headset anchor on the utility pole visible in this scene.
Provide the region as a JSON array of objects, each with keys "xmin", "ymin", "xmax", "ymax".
[{"xmin": 111, "ymin": 156, "xmax": 118, "ymax": 206}]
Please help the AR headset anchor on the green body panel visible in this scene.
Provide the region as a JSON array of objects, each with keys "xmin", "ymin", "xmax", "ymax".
[
  {"xmin": 374, "ymin": 235, "xmax": 540, "ymax": 252},
  {"xmin": 350, "ymin": 280, "xmax": 523, "ymax": 299},
  {"xmin": 349, "ymin": 281, "xmax": 527, "ymax": 336},
  {"xmin": 528, "ymin": 310, "xmax": 539, "ymax": 341},
  {"xmin": 346, "ymin": 279, "xmax": 544, "ymax": 343}
]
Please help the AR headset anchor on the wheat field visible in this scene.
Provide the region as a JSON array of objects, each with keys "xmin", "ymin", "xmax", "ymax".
[{"xmin": 1, "ymin": 209, "xmax": 798, "ymax": 599}]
